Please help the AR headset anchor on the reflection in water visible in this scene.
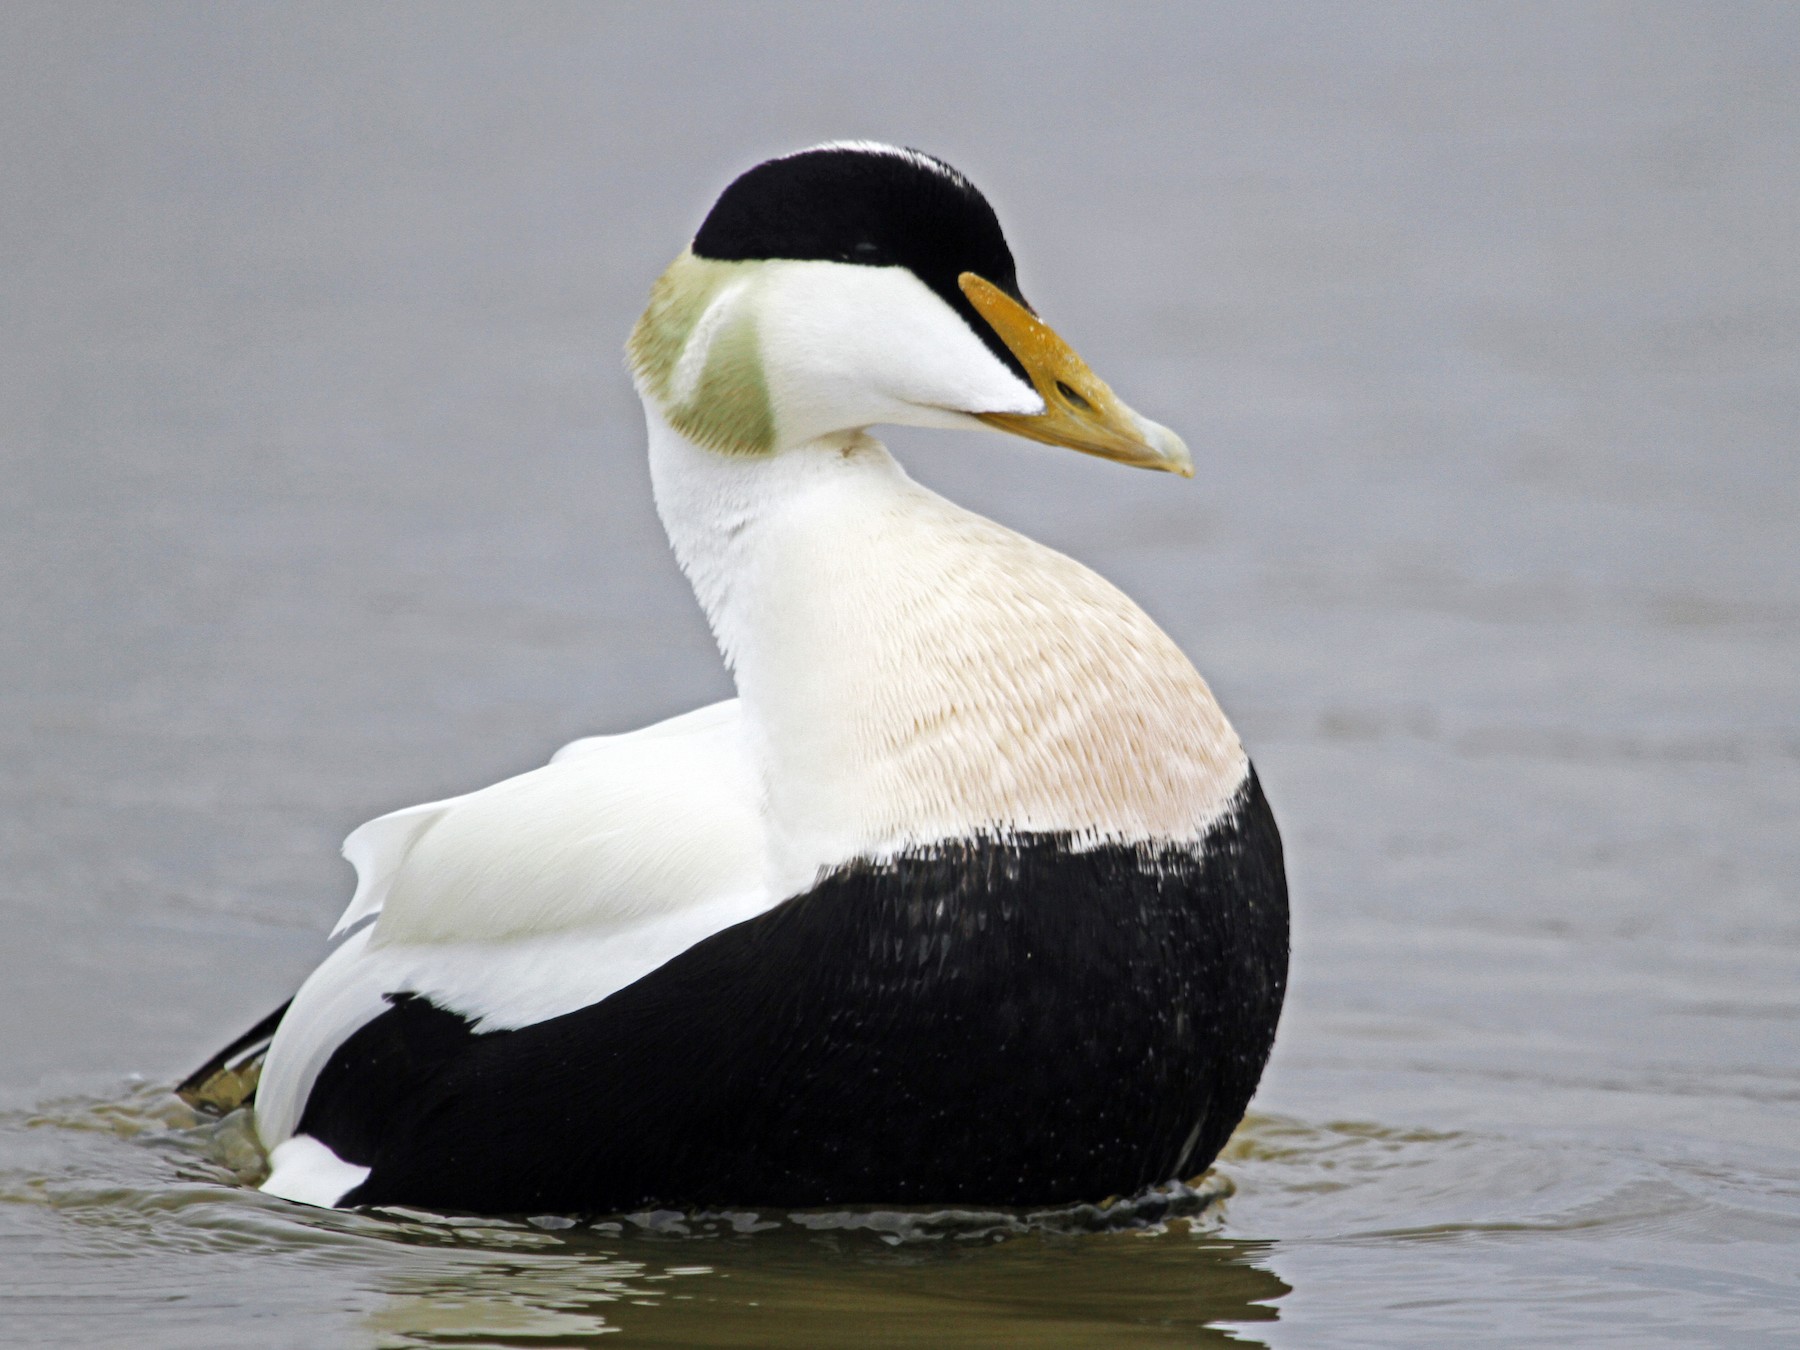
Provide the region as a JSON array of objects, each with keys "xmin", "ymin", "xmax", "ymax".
[
  {"xmin": 363, "ymin": 1223, "xmax": 1287, "ymax": 1348},
  {"xmin": 3, "ymin": 1085, "xmax": 1289, "ymax": 1347},
  {"xmin": 4, "ymin": 3, "xmax": 1796, "ymax": 1343},
  {"xmin": 9, "ymin": 1080, "xmax": 1800, "ymax": 1344}
]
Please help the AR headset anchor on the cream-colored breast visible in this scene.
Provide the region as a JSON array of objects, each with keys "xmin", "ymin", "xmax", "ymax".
[{"xmin": 720, "ymin": 439, "xmax": 1248, "ymax": 879}]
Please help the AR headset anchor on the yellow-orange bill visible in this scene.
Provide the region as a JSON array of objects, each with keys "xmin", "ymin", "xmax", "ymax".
[{"xmin": 959, "ymin": 272, "xmax": 1192, "ymax": 476}]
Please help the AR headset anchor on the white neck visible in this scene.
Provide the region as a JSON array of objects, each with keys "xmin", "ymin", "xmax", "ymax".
[{"xmin": 646, "ymin": 406, "xmax": 1248, "ymax": 896}]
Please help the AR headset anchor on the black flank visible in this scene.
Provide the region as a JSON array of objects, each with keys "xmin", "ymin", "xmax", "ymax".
[{"xmin": 299, "ymin": 769, "xmax": 1288, "ymax": 1216}]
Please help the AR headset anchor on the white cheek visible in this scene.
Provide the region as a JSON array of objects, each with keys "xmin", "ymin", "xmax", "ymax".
[{"xmin": 755, "ymin": 262, "xmax": 1041, "ymax": 444}]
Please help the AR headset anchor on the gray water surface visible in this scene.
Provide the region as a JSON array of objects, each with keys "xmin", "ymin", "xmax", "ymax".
[{"xmin": 3, "ymin": 4, "xmax": 1797, "ymax": 1346}]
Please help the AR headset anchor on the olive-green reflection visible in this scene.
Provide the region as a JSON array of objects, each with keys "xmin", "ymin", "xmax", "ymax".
[
  {"xmin": 360, "ymin": 1221, "xmax": 1288, "ymax": 1348},
  {"xmin": 6, "ymin": 1086, "xmax": 1286, "ymax": 1347}
]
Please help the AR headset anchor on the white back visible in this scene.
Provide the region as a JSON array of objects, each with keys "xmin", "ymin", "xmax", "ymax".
[{"xmin": 255, "ymin": 701, "xmax": 770, "ymax": 1149}]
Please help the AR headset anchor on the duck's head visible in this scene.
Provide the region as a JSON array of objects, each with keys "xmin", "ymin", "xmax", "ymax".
[{"xmin": 628, "ymin": 142, "xmax": 1191, "ymax": 477}]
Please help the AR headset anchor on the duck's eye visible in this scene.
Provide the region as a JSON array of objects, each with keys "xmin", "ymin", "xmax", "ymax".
[{"xmin": 1055, "ymin": 380, "xmax": 1091, "ymax": 412}]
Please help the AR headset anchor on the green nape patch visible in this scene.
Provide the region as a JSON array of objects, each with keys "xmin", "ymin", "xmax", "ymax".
[{"xmin": 628, "ymin": 250, "xmax": 776, "ymax": 457}]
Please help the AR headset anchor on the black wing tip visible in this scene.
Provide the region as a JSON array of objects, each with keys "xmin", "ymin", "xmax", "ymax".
[{"xmin": 174, "ymin": 997, "xmax": 293, "ymax": 1114}]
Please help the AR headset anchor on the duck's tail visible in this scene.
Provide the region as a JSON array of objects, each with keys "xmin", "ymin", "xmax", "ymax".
[{"xmin": 175, "ymin": 998, "xmax": 293, "ymax": 1114}]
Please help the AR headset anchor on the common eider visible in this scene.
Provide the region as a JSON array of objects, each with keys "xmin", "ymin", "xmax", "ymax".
[{"xmin": 181, "ymin": 142, "xmax": 1288, "ymax": 1214}]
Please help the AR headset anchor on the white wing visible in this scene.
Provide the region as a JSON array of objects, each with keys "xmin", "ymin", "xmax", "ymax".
[{"xmin": 255, "ymin": 699, "xmax": 770, "ymax": 1150}]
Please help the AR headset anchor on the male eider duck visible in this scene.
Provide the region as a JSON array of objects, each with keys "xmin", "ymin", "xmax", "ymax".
[{"xmin": 181, "ymin": 142, "xmax": 1288, "ymax": 1214}]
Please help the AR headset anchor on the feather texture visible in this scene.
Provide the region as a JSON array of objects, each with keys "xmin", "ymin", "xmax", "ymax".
[
  {"xmin": 254, "ymin": 701, "xmax": 768, "ymax": 1152},
  {"xmin": 241, "ymin": 145, "xmax": 1279, "ymax": 1210}
]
